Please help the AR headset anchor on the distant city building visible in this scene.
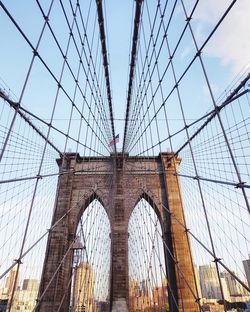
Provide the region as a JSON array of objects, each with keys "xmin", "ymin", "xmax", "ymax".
[
  {"xmin": 140, "ymin": 280, "xmax": 149, "ymax": 297},
  {"xmin": 5, "ymin": 270, "xmax": 18, "ymax": 297},
  {"xmin": 199, "ymin": 264, "xmax": 222, "ymax": 300},
  {"xmin": 129, "ymin": 280, "xmax": 140, "ymax": 310},
  {"xmin": 243, "ymin": 256, "xmax": 250, "ymax": 289},
  {"xmin": 194, "ymin": 265, "xmax": 202, "ymax": 300},
  {"xmin": 129, "ymin": 279, "xmax": 140, "ymax": 298},
  {"xmin": 219, "ymin": 275, "xmax": 231, "ymax": 301},
  {"xmin": 0, "ymin": 269, "xmax": 19, "ymax": 311},
  {"xmin": 95, "ymin": 300, "xmax": 109, "ymax": 312},
  {"xmin": 73, "ymin": 262, "xmax": 95, "ymax": 312},
  {"xmin": 22, "ymin": 279, "xmax": 39, "ymax": 291},
  {"xmin": 220, "ymin": 271, "xmax": 244, "ymax": 297},
  {"xmin": 0, "ymin": 288, "xmax": 8, "ymax": 301},
  {"xmin": 11, "ymin": 279, "xmax": 39, "ymax": 312},
  {"xmin": 128, "ymin": 279, "xmax": 152, "ymax": 311},
  {"xmin": 152, "ymin": 279, "xmax": 168, "ymax": 309},
  {"xmin": 0, "ymin": 299, "xmax": 8, "ymax": 312},
  {"xmin": 201, "ymin": 299, "xmax": 225, "ymax": 312},
  {"xmin": 0, "ymin": 271, "xmax": 41, "ymax": 312}
]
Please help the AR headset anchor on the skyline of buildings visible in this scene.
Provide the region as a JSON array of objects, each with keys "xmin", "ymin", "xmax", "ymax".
[
  {"xmin": 73, "ymin": 262, "xmax": 95, "ymax": 312},
  {"xmin": 0, "ymin": 271, "xmax": 39, "ymax": 312},
  {"xmin": 10, "ymin": 279, "xmax": 39, "ymax": 312},
  {"xmin": 0, "ymin": 261, "xmax": 110, "ymax": 312},
  {"xmin": 197, "ymin": 262, "xmax": 250, "ymax": 303},
  {"xmin": 243, "ymin": 256, "xmax": 250, "ymax": 289},
  {"xmin": 0, "ymin": 256, "xmax": 249, "ymax": 312},
  {"xmin": 128, "ymin": 257, "xmax": 250, "ymax": 311},
  {"xmin": 3, "ymin": 270, "xmax": 18, "ymax": 299},
  {"xmin": 199, "ymin": 264, "xmax": 222, "ymax": 300}
]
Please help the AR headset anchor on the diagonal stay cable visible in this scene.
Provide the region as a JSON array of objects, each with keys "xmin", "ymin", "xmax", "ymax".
[
  {"xmin": 0, "ymin": 89, "xmax": 62, "ymax": 157},
  {"xmin": 127, "ymin": 0, "xmax": 239, "ymax": 154},
  {"xmin": 135, "ymin": 80, "xmax": 250, "ymax": 156},
  {"xmin": 0, "ymin": 1, "xmax": 111, "ymax": 155},
  {"xmin": 0, "ymin": 91, "xmax": 109, "ymax": 156}
]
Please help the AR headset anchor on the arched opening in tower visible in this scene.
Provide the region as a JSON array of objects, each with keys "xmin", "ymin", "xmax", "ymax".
[
  {"xmin": 128, "ymin": 198, "xmax": 168, "ymax": 312},
  {"xmin": 70, "ymin": 199, "xmax": 111, "ymax": 312}
]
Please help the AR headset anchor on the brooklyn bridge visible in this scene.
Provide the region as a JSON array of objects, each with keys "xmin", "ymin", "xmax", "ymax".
[{"xmin": 0, "ymin": 0, "xmax": 249, "ymax": 311}]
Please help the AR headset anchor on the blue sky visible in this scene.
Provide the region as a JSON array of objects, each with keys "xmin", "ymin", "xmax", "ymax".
[
  {"xmin": 0, "ymin": 0, "xmax": 250, "ymax": 297},
  {"xmin": 1, "ymin": 0, "xmax": 249, "ymax": 151}
]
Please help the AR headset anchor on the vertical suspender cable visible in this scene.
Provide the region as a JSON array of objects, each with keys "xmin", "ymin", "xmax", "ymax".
[
  {"xmin": 123, "ymin": 0, "xmax": 143, "ymax": 153},
  {"xmin": 96, "ymin": 0, "xmax": 117, "ymax": 154}
]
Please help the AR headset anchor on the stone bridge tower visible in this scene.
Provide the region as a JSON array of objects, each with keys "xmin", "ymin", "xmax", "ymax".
[{"xmin": 36, "ymin": 152, "xmax": 199, "ymax": 312}]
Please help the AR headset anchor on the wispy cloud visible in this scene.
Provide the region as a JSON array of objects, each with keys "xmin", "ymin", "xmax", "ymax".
[
  {"xmin": 180, "ymin": 46, "xmax": 191, "ymax": 60},
  {"xmin": 193, "ymin": 0, "xmax": 250, "ymax": 75}
]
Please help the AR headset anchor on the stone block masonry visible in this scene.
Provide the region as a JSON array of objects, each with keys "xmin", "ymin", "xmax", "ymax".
[{"xmin": 36, "ymin": 152, "xmax": 199, "ymax": 312}]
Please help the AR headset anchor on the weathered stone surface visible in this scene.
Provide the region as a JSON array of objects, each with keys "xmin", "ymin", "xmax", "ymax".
[
  {"xmin": 36, "ymin": 152, "xmax": 199, "ymax": 312},
  {"xmin": 112, "ymin": 298, "xmax": 128, "ymax": 312}
]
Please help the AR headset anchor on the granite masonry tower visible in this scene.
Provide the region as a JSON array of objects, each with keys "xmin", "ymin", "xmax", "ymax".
[{"xmin": 36, "ymin": 152, "xmax": 199, "ymax": 312}]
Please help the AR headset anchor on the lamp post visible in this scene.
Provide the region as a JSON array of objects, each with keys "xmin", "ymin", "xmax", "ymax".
[{"xmin": 71, "ymin": 236, "xmax": 84, "ymax": 312}]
